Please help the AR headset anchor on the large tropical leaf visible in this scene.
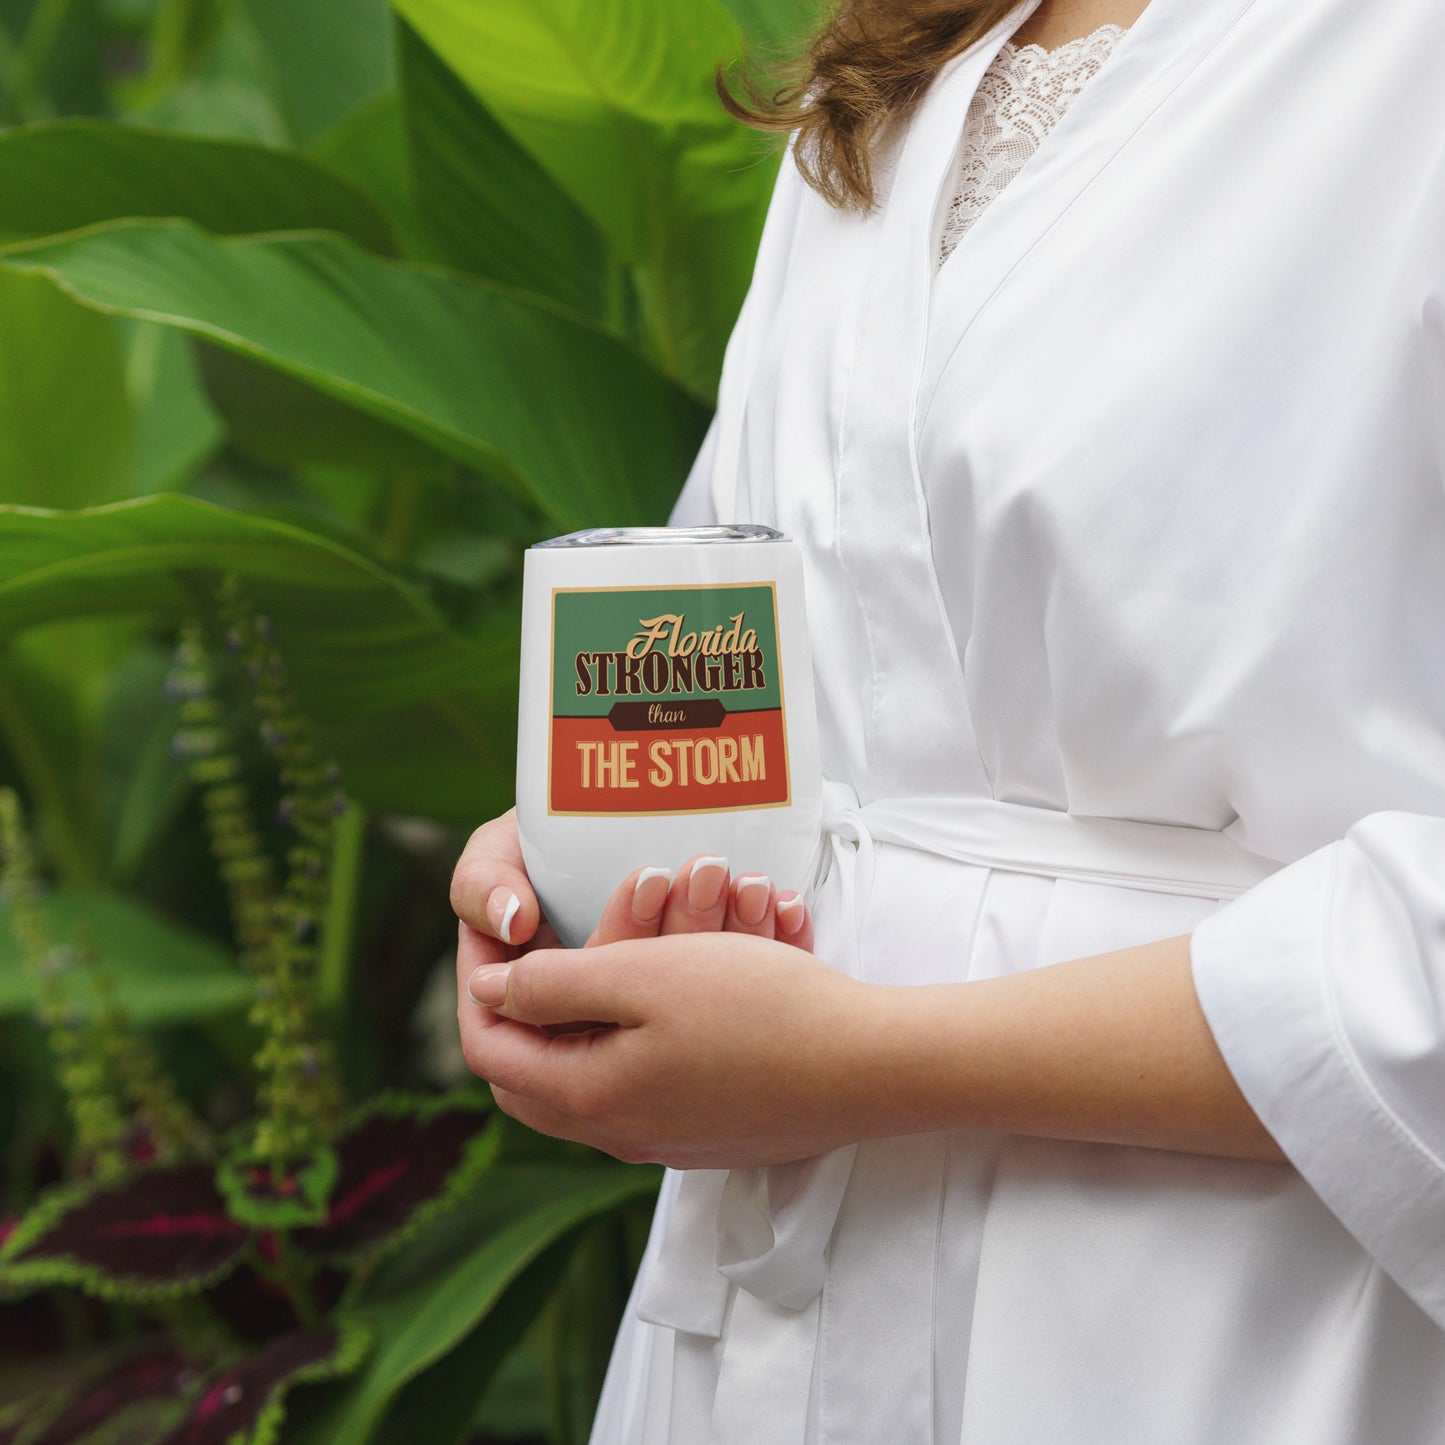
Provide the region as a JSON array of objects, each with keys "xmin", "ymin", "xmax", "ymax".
[
  {"xmin": 125, "ymin": 323, "xmax": 225, "ymax": 496},
  {"xmin": 0, "ymin": 885, "xmax": 252, "ymax": 1023},
  {"xmin": 0, "ymin": 270, "xmax": 134, "ymax": 508},
  {"xmin": 191, "ymin": 344, "xmax": 455, "ymax": 479},
  {"xmin": 0, "ymin": 119, "xmax": 395, "ymax": 252},
  {"xmin": 309, "ymin": 90, "xmax": 439, "ymax": 265},
  {"xmin": 0, "ymin": 219, "xmax": 708, "ymax": 529},
  {"xmin": 390, "ymin": 0, "xmax": 778, "ymax": 399},
  {"xmin": 397, "ymin": 21, "xmax": 610, "ymax": 321},
  {"xmin": 242, "ymin": 0, "xmax": 394, "ymax": 146},
  {"xmin": 720, "ymin": 0, "xmax": 824, "ymax": 55},
  {"xmin": 0, "ymin": 619, "xmax": 155, "ymax": 886},
  {"xmin": 0, "ymin": 622, "xmax": 204, "ymax": 888},
  {"xmin": 368, "ymin": 1241, "xmax": 569, "ymax": 1445},
  {"xmin": 0, "ymin": 495, "xmax": 519, "ymax": 825},
  {"xmin": 117, "ymin": 0, "xmax": 291, "ymax": 146},
  {"xmin": 288, "ymin": 1163, "xmax": 660, "ymax": 1445}
]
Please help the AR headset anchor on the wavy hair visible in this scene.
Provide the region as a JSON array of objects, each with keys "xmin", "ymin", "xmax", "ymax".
[{"xmin": 720, "ymin": 1, "xmax": 1021, "ymax": 212}]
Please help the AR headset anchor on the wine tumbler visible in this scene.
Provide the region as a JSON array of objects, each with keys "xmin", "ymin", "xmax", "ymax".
[{"xmin": 515, "ymin": 525, "xmax": 821, "ymax": 947}]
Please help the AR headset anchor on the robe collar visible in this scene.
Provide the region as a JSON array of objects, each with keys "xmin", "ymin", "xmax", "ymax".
[
  {"xmin": 922, "ymin": 0, "xmax": 1264, "ymax": 415},
  {"xmin": 830, "ymin": 0, "xmax": 1262, "ymax": 803}
]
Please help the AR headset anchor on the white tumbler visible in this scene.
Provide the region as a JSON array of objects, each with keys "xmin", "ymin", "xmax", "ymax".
[{"xmin": 515, "ymin": 525, "xmax": 821, "ymax": 948}]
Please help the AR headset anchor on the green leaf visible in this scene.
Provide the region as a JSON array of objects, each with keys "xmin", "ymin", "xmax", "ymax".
[
  {"xmin": 0, "ymin": 119, "xmax": 396, "ymax": 252},
  {"xmin": 125, "ymin": 322, "xmax": 225, "ymax": 495},
  {"xmin": 0, "ymin": 623, "xmax": 198, "ymax": 888},
  {"xmin": 390, "ymin": 0, "xmax": 776, "ymax": 398},
  {"xmin": 100, "ymin": 638, "xmax": 197, "ymax": 885},
  {"xmin": 0, "ymin": 885, "xmax": 252, "ymax": 1023},
  {"xmin": 0, "ymin": 617, "xmax": 150, "ymax": 886},
  {"xmin": 242, "ymin": 0, "xmax": 393, "ymax": 146},
  {"xmin": 0, "ymin": 494, "xmax": 519, "ymax": 826},
  {"xmin": 0, "ymin": 219, "xmax": 708, "ymax": 529},
  {"xmin": 370, "ymin": 1240, "xmax": 570, "ymax": 1445},
  {"xmin": 0, "ymin": 269, "xmax": 134, "ymax": 509},
  {"xmin": 192, "ymin": 342, "xmax": 454, "ymax": 479},
  {"xmin": 309, "ymin": 90, "xmax": 439, "ymax": 265},
  {"xmin": 290, "ymin": 1163, "xmax": 660, "ymax": 1445},
  {"xmin": 397, "ymin": 20, "xmax": 610, "ymax": 320},
  {"xmin": 119, "ymin": 0, "xmax": 291, "ymax": 145},
  {"xmin": 719, "ymin": 0, "xmax": 823, "ymax": 55}
]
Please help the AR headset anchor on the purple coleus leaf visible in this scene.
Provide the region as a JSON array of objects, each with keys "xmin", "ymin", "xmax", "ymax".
[
  {"xmin": 294, "ymin": 1093, "xmax": 496, "ymax": 1265},
  {"xmin": 29, "ymin": 1349, "xmax": 198, "ymax": 1445},
  {"xmin": 0, "ymin": 1164, "xmax": 247, "ymax": 1302},
  {"xmin": 214, "ymin": 1147, "xmax": 337, "ymax": 1232},
  {"xmin": 157, "ymin": 1321, "xmax": 369, "ymax": 1445}
]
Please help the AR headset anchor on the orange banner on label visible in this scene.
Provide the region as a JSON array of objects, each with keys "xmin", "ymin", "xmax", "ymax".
[{"xmin": 550, "ymin": 710, "xmax": 788, "ymax": 814}]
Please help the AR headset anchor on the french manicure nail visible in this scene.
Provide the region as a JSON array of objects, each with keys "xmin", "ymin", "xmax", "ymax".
[
  {"xmin": 776, "ymin": 894, "xmax": 806, "ymax": 936},
  {"xmin": 687, "ymin": 856, "xmax": 729, "ymax": 912},
  {"xmin": 632, "ymin": 866, "xmax": 673, "ymax": 922},
  {"xmin": 488, "ymin": 887, "xmax": 520, "ymax": 945},
  {"xmin": 735, "ymin": 874, "xmax": 771, "ymax": 927},
  {"xmin": 467, "ymin": 962, "xmax": 511, "ymax": 1006}
]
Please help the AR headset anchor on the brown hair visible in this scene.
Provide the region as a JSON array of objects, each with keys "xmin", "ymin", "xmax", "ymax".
[{"xmin": 720, "ymin": 0, "xmax": 1021, "ymax": 212}]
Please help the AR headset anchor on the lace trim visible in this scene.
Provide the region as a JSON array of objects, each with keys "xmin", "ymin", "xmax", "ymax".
[{"xmin": 939, "ymin": 23, "xmax": 1127, "ymax": 267}]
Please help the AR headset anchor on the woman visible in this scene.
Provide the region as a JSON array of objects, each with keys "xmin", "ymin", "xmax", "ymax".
[{"xmin": 451, "ymin": 0, "xmax": 1445, "ymax": 1439}]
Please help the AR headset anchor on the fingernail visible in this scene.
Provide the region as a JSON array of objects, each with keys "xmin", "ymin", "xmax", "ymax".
[
  {"xmin": 687, "ymin": 856, "xmax": 728, "ymax": 912},
  {"xmin": 735, "ymin": 874, "xmax": 771, "ymax": 927},
  {"xmin": 467, "ymin": 963, "xmax": 511, "ymax": 1006},
  {"xmin": 632, "ymin": 866, "xmax": 673, "ymax": 922},
  {"xmin": 776, "ymin": 894, "xmax": 806, "ymax": 936},
  {"xmin": 488, "ymin": 887, "xmax": 520, "ymax": 945}
]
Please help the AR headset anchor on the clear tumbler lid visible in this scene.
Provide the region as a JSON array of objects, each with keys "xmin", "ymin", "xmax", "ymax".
[{"xmin": 533, "ymin": 524, "xmax": 786, "ymax": 548}]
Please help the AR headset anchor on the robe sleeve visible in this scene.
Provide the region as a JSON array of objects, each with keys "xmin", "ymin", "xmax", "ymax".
[{"xmin": 1189, "ymin": 809, "xmax": 1445, "ymax": 1328}]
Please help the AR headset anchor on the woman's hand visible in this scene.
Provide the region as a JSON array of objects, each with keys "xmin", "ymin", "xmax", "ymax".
[
  {"xmin": 451, "ymin": 810, "xmax": 816, "ymax": 1079},
  {"xmin": 450, "ymin": 809, "xmax": 813, "ymax": 954},
  {"xmin": 460, "ymin": 931, "xmax": 874, "ymax": 1169}
]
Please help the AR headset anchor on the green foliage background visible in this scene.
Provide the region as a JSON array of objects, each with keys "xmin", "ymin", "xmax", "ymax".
[{"xmin": 0, "ymin": 0, "xmax": 818, "ymax": 1439}]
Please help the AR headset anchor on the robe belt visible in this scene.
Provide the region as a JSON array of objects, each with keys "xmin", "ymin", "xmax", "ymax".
[{"xmin": 636, "ymin": 782, "xmax": 1286, "ymax": 1338}]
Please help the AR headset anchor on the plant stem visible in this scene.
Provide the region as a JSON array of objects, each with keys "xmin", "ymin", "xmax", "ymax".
[
  {"xmin": 318, "ymin": 799, "xmax": 365, "ymax": 1025},
  {"xmin": 266, "ymin": 1231, "xmax": 322, "ymax": 1330},
  {"xmin": 380, "ymin": 471, "xmax": 422, "ymax": 562},
  {"xmin": 602, "ymin": 251, "xmax": 631, "ymax": 338}
]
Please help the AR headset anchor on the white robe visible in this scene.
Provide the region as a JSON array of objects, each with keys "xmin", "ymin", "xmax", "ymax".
[{"xmin": 590, "ymin": 0, "xmax": 1445, "ymax": 1439}]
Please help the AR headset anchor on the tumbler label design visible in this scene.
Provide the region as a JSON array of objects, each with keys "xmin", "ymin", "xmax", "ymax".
[{"xmin": 549, "ymin": 583, "xmax": 790, "ymax": 815}]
